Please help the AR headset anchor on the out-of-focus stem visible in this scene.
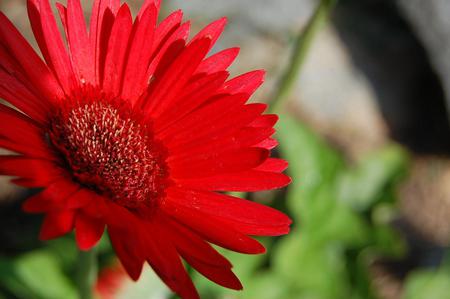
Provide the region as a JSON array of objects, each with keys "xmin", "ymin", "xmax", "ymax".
[
  {"xmin": 76, "ymin": 247, "xmax": 97, "ymax": 299},
  {"xmin": 269, "ymin": 0, "xmax": 337, "ymax": 114}
]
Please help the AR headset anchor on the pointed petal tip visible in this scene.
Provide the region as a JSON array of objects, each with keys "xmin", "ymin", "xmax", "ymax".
[
  {"xmin": 125, "ymin": 262, "xmax": 143, "ymax": 281},
  {"xmin": 77, "ymin": 244, "xmax": 93, "ymax": 251},
  {"xmin": 285, "ymin": 174, "xmax": 293, "ymax": 186},
  {"xmin": 255, "ymin": 69, "xmax": 266, "ymax": 81},
  {"xmin": 38, "ymin": 231, "xmax": 52, "ymax": 241},
  {"xmin": 118, "ymin": 2, "xmax": 132, "ymax": 15},
  {"xmin": 75, "ymin": 226, "xmax": 105, "ymax": 251},
  {"xmin": 245, "ymin": 238, "xmax": 266, "ymax": 255},
  {"xmin": 218, "ymin": 16, "xmax": 228, "ymax": 25},
  {"xmin": 284, "ymin": 214, "xmax": 294, "ymax": 226},
  {"xmin": 229, "ymin": 46, "xmax": 240, "ymax": 54},
  {"xmin": 256, "ymin": 243, "xmax": 267, "ymax": 254},
  {"xmin": 233, "ymin": 279, "xmax": 244, "ymax": 291},
  {"xmin": 268, "ymin": 113, "xmax": 279, "ymax": 123},
  {"xmin": 22, "ymin": 197, "xmax": 44, "ymax": 214}
]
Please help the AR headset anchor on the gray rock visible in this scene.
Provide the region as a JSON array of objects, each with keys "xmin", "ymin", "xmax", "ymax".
[
  {"xmin": 398, "ymin": 0, "xmax": 450, "ymax": 120},
  {"xmin": 333, "ymin": 0, "xmax": 450, "ymax": 153},
  {"xmin": 166, "ymin": 0, "xmax": 314, "ymax": 34},
  {"xmin": 293, "ymin": 25, "xmax": 388, "ymax": 157}
]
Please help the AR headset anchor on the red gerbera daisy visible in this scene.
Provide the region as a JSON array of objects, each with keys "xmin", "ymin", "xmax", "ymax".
[
  {"xmin": 0, "ymin": 0, "xmax": 292, "ymax": 297},
  {"xmin": 95, "ymin": 261, "xmax": 128, "ymax": 299}
]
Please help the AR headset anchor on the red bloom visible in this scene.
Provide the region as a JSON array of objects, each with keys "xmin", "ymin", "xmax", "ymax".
[
  {"xmin": 0, "ymin": 0, "xmax": 291, "ymax": 297},
  {"xmin": 95, "ymin": 261, "xmax": 128, "ymax": 299}
]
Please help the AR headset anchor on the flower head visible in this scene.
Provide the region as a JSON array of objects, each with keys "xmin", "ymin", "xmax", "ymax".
[{"xmin": 0, "ymin": 0, "xmax": 291, "ymax": 297}]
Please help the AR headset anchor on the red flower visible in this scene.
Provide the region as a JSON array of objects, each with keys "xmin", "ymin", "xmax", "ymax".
[
  {"xmin": 0, "ymin": 0, "xmax": 291, "ymax": 297},
  {"xmin": 95, "ymin": 261, "xmax": 128, "ymax": 299}
]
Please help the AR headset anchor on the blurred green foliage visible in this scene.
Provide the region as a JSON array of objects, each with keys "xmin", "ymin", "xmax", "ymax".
[
  {"xmin": 402, "ymin": 267, "xmax": 450, "ymax": 299},
  {"xmin": 0, "ymin": 234, "xmax": 114, "ymax": 299},
  {"xmin": 0, "ymin": 250, "xmax": 76, "ymax": 299}
]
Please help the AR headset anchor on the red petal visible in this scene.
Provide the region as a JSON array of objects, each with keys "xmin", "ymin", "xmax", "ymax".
[
  {"xmin": 90, "ymin": 0, "xmax": 120, "ymax": 84},
  {"xmin": 162, "ymin": 201, "xmax": 265, "ymax": 254},
  {"xmin": 22, "ymin": 178, "xmax": 80, "ymax": 213},
  {"xmin": 65, "ymin": 188, "xmax": 96, "ymax": 209},
  {"xmin": 39, "ymin": 210, "xmax": 75, "ymax": 240},
  {"xmin": 108, "ymin": 227, "xmax": 144, "ymax": 281},
  {"xmin": 157, "ymin": 93, "xmax": 248, "ymax": 142},
  {"xmin": 0, "ymin": 32, "xmax": 52, "ymax": 118},
  {"xmin": 0, "ymin": 156, "xmax": 62, "ymax": 187},
  {"xmin": 169, "ymin": 126, "xmax": 274, "ymax": 161},
  {"xmin": 136, "ymin": 10, "xmax": 183, "ymax": 94},
  {"xmin": 121, "ymin": 4, "xmax": 157, "ymax": 101},
  {"xmin": 0, "ymin": 140, "xmax": 48, "ymax": 163},
  {"xmin": 0, "ymin": 104, "xmax": 53, "ymax": 159},
  {"xmin": 0, "ymin": 69, "xmax": 49, "ymax": 124},
  {"xmin": 179, "ymin": 170, "xmax": 292, "ymax": 192},
  {"xmin": 154, "ymin": 71, "xmax": 229, "ymax": 133},
  {"xmin": 76, "ymin": 212, "xmax": 105, "ymax": 250},
  {"xmin": 143, "ymin": 38, "xmax": 211, "ymax": 118},
  {"xmin": 0, "ymin": 102, "xmax": 42, "ymax": 129},
  {"xmin": 35, "ymin": 0, "xmax": 78, "ymax": 93},
  {"xmin": 250, "ymin": 114, "xmax": 279, "ymax": 128},
  {"xmin": 164, "ymin": 214, "xmax": 242, "ymax": 290},
  {"xmin": 186, "ymin": 258, "xmax": 242, "ymax": 290},
  {"xmin": 151, "ymin": 9, "xmax": 183, "ymax": 57},
  {"xmin": 143, "ymin": 221, "xmax": 199, "ymax": 299},
  {"xmin": 161, "ymin": 214, "xmax": 231, "ymax": 267},
  {"xmin": 0, "ymin": 36, "xmax": 33, "ymax": 85},
  {"xmin": 102, "ymin": 4, "xmax": 133, "ymax": 95},
  {"xmin": 0, "ymin": 12, "xmax": 63, "ymax": 99},
  {"xmin": 196, "ymin": 47, "xmax": 239, "ymax": 75},
  {"xmin": 191, "ymin": 17, "xmax": 227, "ymax": 51},
  {"xmin": 138, "ymin": 0, "xmax": 161, "ymax": 19},
  {"xmin": 222, "ymin": 70, "xmax": 265, "ymax": 95},
  {"xmin": 27, "ymin": 0, "xmax": 54, "ymax": 77},
  {"xmin": 22, "ymin": 194, "xmax": 53, "ymax": 214},
  {"xmin": 66, "ymin": 0, "xmax": 95, "ymax": 84},
  {"xmin": 170, "ymin": 147, "xmax": 269, "ymax": 179},
  {"xmin": 143, "ymin": 21, "xmax": 191, "ymax": 92},
  {"xmin": 255, "ymin": 158, "xmax": 288, "ymax": 172},
  {"xmin": 102, "ymin": 201, "xmax": 137, "ymax": 229},
  {"xmin": 255, "ymin": 137, "xmax": 278, "ymax": 150},
  {"xmin": 55, "ymin": 3, "xmax": 68, "ymax": 37},
  {"xmin": 164, "ymin": 102, "xmax": 267, "ymax": 150},
  {"xmin": 166, "ymin": 188, "xmax": 291, "ymax": 236}
]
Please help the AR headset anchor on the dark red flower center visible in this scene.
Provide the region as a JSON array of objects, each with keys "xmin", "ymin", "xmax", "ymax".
[{"xmin": 50, "ymin": 100, "xmax": 169, "ymax": 208}]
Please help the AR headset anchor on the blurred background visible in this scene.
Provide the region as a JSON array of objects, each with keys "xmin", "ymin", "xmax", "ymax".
[{"xmin": 1, "ymin": 0, "xmax": 450, "ymax": 298}]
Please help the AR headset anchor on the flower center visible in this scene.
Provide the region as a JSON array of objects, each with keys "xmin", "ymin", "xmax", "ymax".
[{"xmin": 50, "ymin": 101, "xmax": 168, "ymax": 208}]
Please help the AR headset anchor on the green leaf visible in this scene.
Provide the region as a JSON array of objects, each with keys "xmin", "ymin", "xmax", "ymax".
[
  {"xmin": 272, "ymin": 232, "xmax": 350, "ymax": 299},
  {"xmin": 403, "ymin": 269, "xmax": 450, "ymax": 299},
  {"xmin": 0, "ymin": 257, "xmax": 38, "ymax": 299},
  {"xmin": 336, "ymin": 145, "xmax": 408, "ymax": 211},
  {"xmin": 313, "ymin": 199, "xmax": 370, "ymax": 247},
  {"xmin": 239, "ymin": 271, "xmax": 292, "ymax": 299},
  {"xmin": 46, "ymin": 236, "xmax": 78, "ymax": 272},
  {"xmin": 277, "ymin": 114, "xmax": 344, "ymax": 221},
  {"xmin": 370, "ymin": 203, "xmax": 406, "ymax": 257},
  {"xmin": 16, "ymin": 251, "xmax": 77, "ymax": 299},
  {"xmin": 6, "ymin": 251, "xmax": 77, "ymax": 299}
]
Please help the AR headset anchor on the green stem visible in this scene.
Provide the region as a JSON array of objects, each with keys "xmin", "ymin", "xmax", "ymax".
[
  {"xmin": 76, "ymin": 247, "xmax": 98, "ymax": 299},
  {"xmin": 269, "ymin": 0, "xmax": 337, "ymax": 114}
]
